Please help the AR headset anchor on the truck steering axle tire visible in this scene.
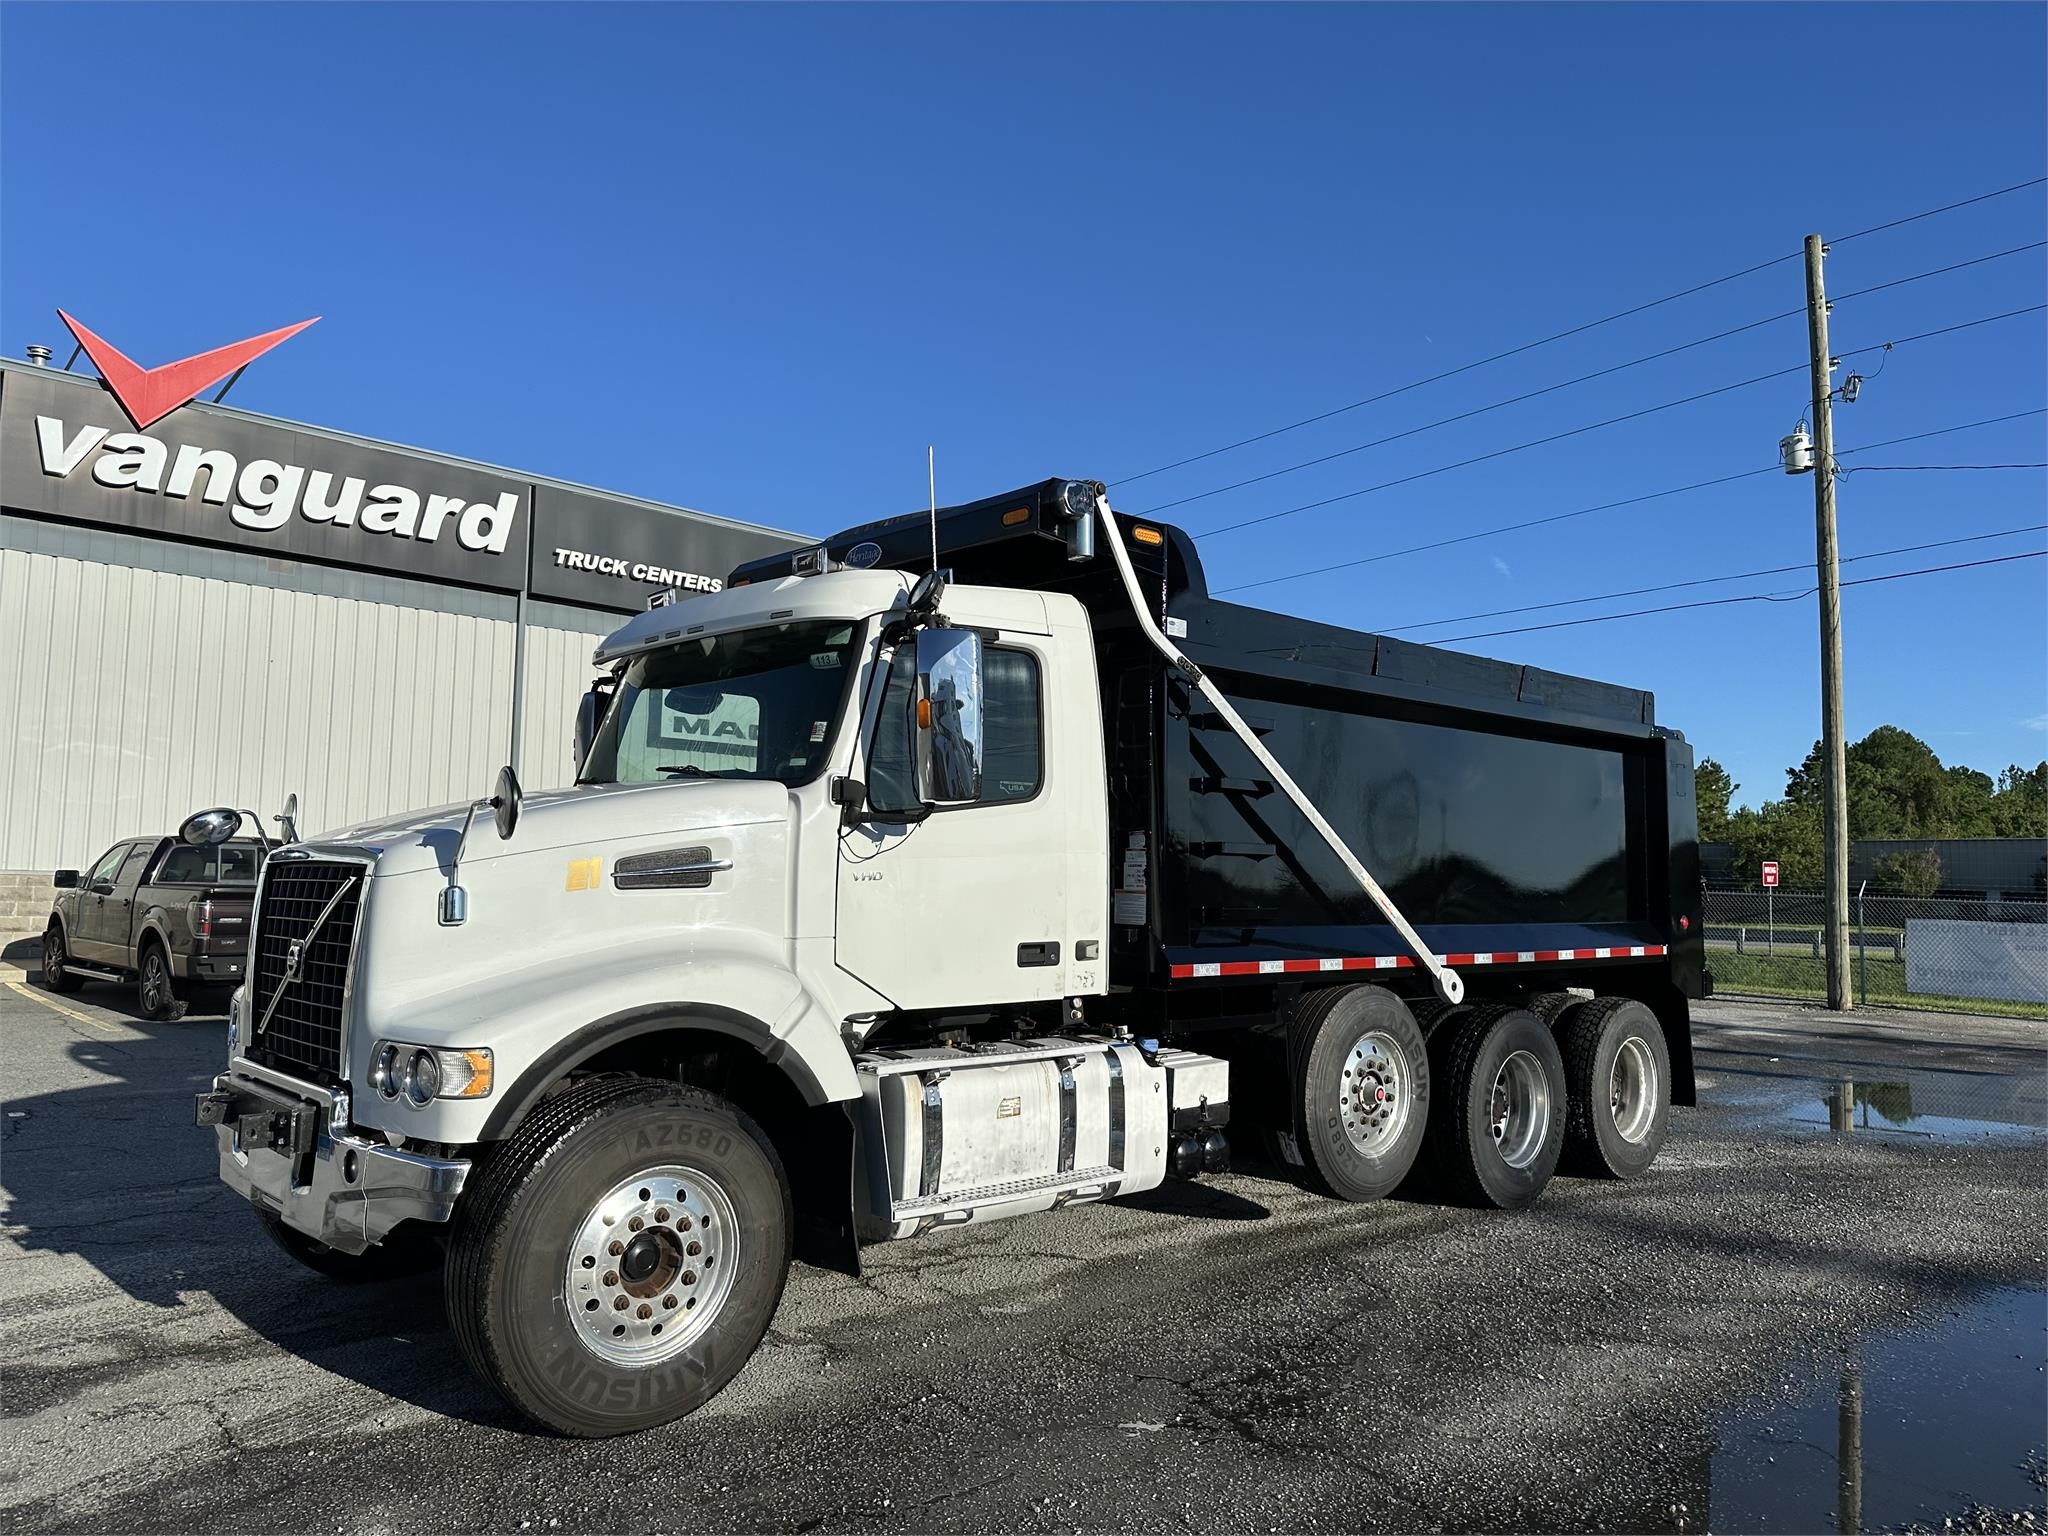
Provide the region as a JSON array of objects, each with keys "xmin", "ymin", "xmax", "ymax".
[
  {"xmin": 446, "ymin": 1075, "xmax": 791, "ymax": 1437},
  {"xmin": 1289, "ymin": 985, "xmax": 1430, "ymax": 1202},
  {"xmin": 1555, "ymin": 996, "xmax": 1671, "ymax": 1179},
  {"xmin": 1427, "ymin": 1005, "xmax": 1567, "ymax": 1209},
  {"xmin": 40, "ymin": 924, "xmax": 82, "ymax": 992},
  {"xmin": 255, "ymin": 1207, "xmax": 442, "ymax": 1282}
]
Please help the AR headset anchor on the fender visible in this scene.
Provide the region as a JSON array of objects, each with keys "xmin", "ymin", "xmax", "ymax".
[
  {"xmin": 135, "ymin": 913, "xmax": 177, "ymax": 974},
  {"xmin": 479, "ymin": 1000, "xmax": 835, "ymax": 1141}
]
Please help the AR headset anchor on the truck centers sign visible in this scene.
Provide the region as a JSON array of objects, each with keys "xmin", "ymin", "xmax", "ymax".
[{"xmin": 1, "ymin": 322, "xmax": 798, "ymax": 611}]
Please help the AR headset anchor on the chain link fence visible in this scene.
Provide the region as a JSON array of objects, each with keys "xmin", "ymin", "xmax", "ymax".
[{"xmin": 1703, "ymin": 887, "xmax": 2048, "ymax": 1018}]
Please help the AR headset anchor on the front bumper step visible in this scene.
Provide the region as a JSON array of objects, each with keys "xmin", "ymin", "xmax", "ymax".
[{"xmin": 198, "ymin": 1074, "xmax": 470, "ymax": 1255}]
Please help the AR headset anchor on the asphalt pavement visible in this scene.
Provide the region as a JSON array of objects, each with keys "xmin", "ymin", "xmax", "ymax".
[{"xmin": 2, "ymin": 970, "xmax": 2042, "ymax": 1535}]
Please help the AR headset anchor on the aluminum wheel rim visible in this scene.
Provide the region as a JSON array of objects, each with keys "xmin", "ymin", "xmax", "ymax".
[
  {"xmin": 564, "ymin": 1164, "xmax": 739, "ymax": 1367},
  {"xmin": 1489, "ymin": 1049, "xmax": 1552, "ymax": 1170},
  {"xmin": 1340, "ymin": 1031, "xmax": 1412, "ymax": 1156},
  {"xmin": 1610, "ymin": 1036, "xmax": 1659, "ymax": 1144},
  {"xmin": 141, "ymin": 954, "xmax": 167, "ymax": 1013},
  {"xmin": 45, "ymin": 932, "xmax": 65, "ymax": 980}
]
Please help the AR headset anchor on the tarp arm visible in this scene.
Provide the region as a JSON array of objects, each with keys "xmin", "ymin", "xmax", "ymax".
[{"xmin": 1092, "ymin": 493, "xmax": 1464, "ymax": 1005}]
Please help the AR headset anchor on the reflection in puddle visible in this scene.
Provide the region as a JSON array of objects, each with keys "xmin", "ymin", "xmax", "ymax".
[
  {"xmin": 1710, "ymin": 1288, "xmax": 2048, "ymax": 1532},
  {"xmin": 1724, "ymin": 1075, "xmax": 2046, "ymax": 1144}
]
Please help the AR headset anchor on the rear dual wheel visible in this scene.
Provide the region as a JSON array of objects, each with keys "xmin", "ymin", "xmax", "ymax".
[
  {"xmin": 1426, "ymin": 1005, "xmax": 1568, "ymax": 1209},
  {"xmin": 1287, "ymin": 985, "xmax": 1431, "ymax": 1202},
  {"xmin": 1554, "ymin": 996, "xmax": 1671, "ymax": 1179}
]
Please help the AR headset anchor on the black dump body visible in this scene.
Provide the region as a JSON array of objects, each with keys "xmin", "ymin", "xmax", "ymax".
[{"xmin": 733, "ymin": 480, "xmax": 1706, "ymax": 1084}]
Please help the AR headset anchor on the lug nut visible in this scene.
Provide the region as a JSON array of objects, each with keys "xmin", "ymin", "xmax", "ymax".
[
  {"xmin": 655, "ymin": 1207, "xmax": 670, "ymax": 1223},
  {"xmin": 628, "ymin": 1216, "xmax": 644, "ymax": 1232},
  {"xmin": 602, "ymin": 1271, "xmax": 618, "ymax": 1287},
  {"xmin": 613, "ymin": 1295, "xmax": 629, "ymax": 1311},
  {"xmin": 686, "ymin": 1240, "xmax": 702, "ymax": 1256},
  {"xmin": 662, "ymin": 1295, "xmax": 678, "ymax": 1310},
  {"xmin": 608, "ymin": 1239, "xmax": 624, "ymax": 1256},
  {"xmin": 681, "ymin": 1269, "xmax": 698, "ymax": 1286},
  {"xmin": 636, "ymin": 1304, "xmax": 653, "ymax": 1320}
]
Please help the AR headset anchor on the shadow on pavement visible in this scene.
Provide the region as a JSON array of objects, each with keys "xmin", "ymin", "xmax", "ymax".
[{"xmin": 0, "ymin": 973, "xmax": 525, "ymax": 1430}]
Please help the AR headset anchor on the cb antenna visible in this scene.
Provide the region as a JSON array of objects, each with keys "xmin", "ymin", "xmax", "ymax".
[{"xmin": 927, "ymin": 446, "xmax": 939, "ymax": 573}]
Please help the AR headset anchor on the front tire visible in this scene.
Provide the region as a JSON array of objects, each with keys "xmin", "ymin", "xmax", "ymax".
[
  {"xmin": 41, "ymin": 924, "xmax": 84, "ymax": 992},
  {"xmin": 446, "ymin": 1076, "xmax": 791, "ymax": 1437},
  {"xmin": 1288, "ymin": 985, "xmax": 1431, "ymax": 1202},
  {"xmin": 1556, "ymin": 997, "xmax": 1671, "ymax": 1179},
  {"xmin": 1427, "ymin": 1005, "xmax": 1567, "ymax": 1209}
]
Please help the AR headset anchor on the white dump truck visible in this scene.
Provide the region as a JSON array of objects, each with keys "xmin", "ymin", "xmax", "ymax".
[{"xmin": 196, "ymin": 479, "xmax": 1704, "ymax": 1436}]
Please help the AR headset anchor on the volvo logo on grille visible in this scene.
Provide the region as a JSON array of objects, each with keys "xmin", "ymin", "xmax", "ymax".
[{"xmin": 254, "ymin": 876, "xmax": 358, "ymax": 1039}]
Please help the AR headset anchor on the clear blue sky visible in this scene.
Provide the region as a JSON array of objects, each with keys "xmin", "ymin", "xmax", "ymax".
[{"xmin": 4, "ymin": 3, "xmax": 2043, "ymax": 809}]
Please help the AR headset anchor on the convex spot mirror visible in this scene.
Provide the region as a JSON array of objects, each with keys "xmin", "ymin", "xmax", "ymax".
[
  {"xmin": 179, "ymin": 807, "xmax": 242, "ymax": 847},
  {"xmin": 912, "ymin": 627, "xmax": 984, "ymax": 806},
  {"xmin": 493, "ymin": 765, "xmax": 523, "ymax": 841},
  {"xmin": 277, "ymin": 792, "xmax": 300, "ymax": 844}
]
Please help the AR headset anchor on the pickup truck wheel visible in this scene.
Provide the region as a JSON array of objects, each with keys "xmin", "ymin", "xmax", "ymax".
[
  {"xmin": 40, "ymin": 925, "xmax": 84, "ymax": 992},
  {"xmin": 1426, "ymin": 1004, "xmax": 1567, "ymax": 1209},
  {"xmin": 1289, "ymin": 985, "xmax": 1430, "ymax": 1202},
  {"xmin": 255, "ymin": 1208, "xmax": 442, "ymax": 1282},
  {"xmin": 136, "ymin": 942, "xmax": 176, "ymax": 1021},
  {"xmin": 1555, "ymin": 996, "xmax": 1671, "ymax": 1179},
  {"xmin": 446, "ymin": 1076, "xmax": 791, "ymax": 1437}
]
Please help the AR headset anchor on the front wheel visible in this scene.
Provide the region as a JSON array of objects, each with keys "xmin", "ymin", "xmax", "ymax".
[
  {"xmin": 41, "ymin": 925, "xmax": 84, "ymax": 992},
  {"xmin": 446, "ymin": 1077, "xmax": 791, "ymax": 1437}
]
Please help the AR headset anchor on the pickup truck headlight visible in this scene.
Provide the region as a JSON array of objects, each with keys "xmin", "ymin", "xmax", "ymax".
[{"xmin": 371, "ymin": 1040, "xmax": 493, "ymax": 1106}]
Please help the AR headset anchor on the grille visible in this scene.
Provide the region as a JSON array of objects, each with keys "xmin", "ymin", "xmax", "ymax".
[{"xmin": 245, "ymin": 859, "xmax": 364, "ymax": 1083}]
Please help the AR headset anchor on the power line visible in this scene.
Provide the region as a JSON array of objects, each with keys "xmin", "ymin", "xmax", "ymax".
[
  {"xmin": 1849, "ymin": 463, "xmax": 2047, "ymax": 472},
  {"xmin": 1191, "ymin": 303, "xmax": 2046, "ymax": 543},
  {"xmin": 1143, "ymin": 249, "xmax": 2047, "ymax": 519},
  {"xmin": 1110, "ymin": 177, "xmax": 2047, "ymax": 488},
  {"xmin": 1429, "ymin": 550, "xmax": 2046, "ymax": 646},
  {"xmin": 1207, "ymin": 407, "xmax": 2048, "ymax": 597},
  {"xmin": 1380, "ymin": 523, "xmax": 2048, "ymax": 636},
  {"xmin": 1830, "ymin": 175, "xmax": 2048, "ymax": 244}
]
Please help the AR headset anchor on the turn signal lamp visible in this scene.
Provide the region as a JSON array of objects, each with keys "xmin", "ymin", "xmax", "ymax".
[
  {"xmin": 372, "ymin": 1040, "xmax": 494, "ymax": 1104},
  {"xmin": 1001, "ymin": 506, "xmax": 1031, "ymax": 527},
  {"xmin": 1130, "ymin": 526, "xmax": 1164, "ymax": 547}
]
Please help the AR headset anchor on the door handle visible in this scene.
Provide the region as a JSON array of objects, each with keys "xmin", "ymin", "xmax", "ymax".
[{"xmin": 1017, "ymin": 942, "xmax": 1060, "ymax": 968}]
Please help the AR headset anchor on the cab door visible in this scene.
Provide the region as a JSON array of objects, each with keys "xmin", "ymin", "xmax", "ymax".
[
  {"xmin": 70, "ymin": 842, "xmax": 133, "ymax": 962},
  {"xmin": 835, "ymin": 604, "xmax": 1075, "ymax": 1011}
]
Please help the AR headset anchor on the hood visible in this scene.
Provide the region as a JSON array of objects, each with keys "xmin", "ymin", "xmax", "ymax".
[{"xmin": 307, "ymin": 779, "xmax": 791, "ymax": 879}]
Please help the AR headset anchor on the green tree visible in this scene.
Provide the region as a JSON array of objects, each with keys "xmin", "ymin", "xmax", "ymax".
[
  {"xmin": 1695, "ymin": 758, "xmax": 1736, "ymax": 843},
  {"xmin": 1723, "ymin": 800, "xmax": 1823, "ymax": 888},
  {"xmin": 1991, "ymin": 762, "xmax": 2048, "ymax": 838},
  {"xmin": 1786, "ymin": 725, "xmax": 1998, "ymax": 839}
]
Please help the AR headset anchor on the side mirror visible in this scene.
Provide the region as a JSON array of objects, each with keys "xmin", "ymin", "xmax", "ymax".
[
  {"xmin": 53, "ymin": 869, "xmax": 78, "ymax": 890},
  {"xmin": 493, "ymin": 765, "xmax": 523, "ymax": 841},
  {"xmin": 276, "ymin": 792, "xmax": 300, "ymax": 845},
  {"xmin": 574, "ymin": 675, "xmax": 619, "ymax": 773},
  {"xmin": 179, "ymin": 807, "xmax": 242, "ymax": 847},
  {"xmin": 912, "ymin": 627, "xmax": 984, "ymax": 806}
]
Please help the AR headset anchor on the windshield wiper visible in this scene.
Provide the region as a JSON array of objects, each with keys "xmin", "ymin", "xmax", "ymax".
[{"xmin": 656, "ymin": 764, "xmax": 713, "ymax": 778}]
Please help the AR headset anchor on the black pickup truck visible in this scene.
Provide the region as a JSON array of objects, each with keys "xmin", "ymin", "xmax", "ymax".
[{"xmin": 40, "ymin": 837, "xmax": 264, "ymax": 1019}]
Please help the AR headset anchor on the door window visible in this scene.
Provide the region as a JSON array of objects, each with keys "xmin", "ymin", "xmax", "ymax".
[
  {"xmin": 867, "ymin": 645, "xmax": 1042, "ymax": 814},
  {"xmin": 85, "ymin": 844, "xmax": 128, "ymax": 892}
]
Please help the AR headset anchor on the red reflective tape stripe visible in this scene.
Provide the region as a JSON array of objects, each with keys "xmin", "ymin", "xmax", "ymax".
[{"xmin": 1171, "ymin": 944, "xmax": 1666, "ymax": 980}]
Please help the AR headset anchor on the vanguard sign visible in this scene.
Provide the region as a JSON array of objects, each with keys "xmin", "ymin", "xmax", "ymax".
[{"xmin": 1, "ymin": 359, "xmax": 801, "ymax": 610}]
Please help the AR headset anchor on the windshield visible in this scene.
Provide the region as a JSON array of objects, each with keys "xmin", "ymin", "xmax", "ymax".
[{"xmin": 579, "ymin": 620, "xmax": 863, "ymax": 787}]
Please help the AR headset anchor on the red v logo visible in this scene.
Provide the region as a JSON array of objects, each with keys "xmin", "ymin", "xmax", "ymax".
[{"xmin": 57, "ymin": 310, "xmax": 320, "ymax": 431}]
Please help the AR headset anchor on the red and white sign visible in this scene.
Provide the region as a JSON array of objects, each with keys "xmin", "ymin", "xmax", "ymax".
[{"xmin": 1760, "ymin": 860, "xmax": 1780, "ymax": 888}]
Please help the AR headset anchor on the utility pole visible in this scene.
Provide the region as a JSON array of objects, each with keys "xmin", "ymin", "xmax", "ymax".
[{"xmin": 1804, "ymin": 234, "xmax": 1853, "ymax": 1011}]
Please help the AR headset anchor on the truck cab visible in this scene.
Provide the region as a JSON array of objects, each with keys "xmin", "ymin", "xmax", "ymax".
[{"xmin": 197, "ymin": 478, "xmax": 1701, "ymax": 1438}]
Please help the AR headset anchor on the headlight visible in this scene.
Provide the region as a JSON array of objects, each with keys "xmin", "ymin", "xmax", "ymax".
[
  {"xmin": 373, "ymin": 1041, "xmax": 493, "ymax": 1106},
  {"xmin": 404, "ymin": 1049, "xmax": 440, "ymax": 1106}
]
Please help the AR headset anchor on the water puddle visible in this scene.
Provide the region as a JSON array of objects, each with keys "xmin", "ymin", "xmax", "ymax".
[
  {"xmin": 1720, "ymin": 1077, "xmax": 2046, "ymax": 1145},
  {"xmin": 1709, "ymin": 1287, "xmax": 2048, "ymax": 1532}
]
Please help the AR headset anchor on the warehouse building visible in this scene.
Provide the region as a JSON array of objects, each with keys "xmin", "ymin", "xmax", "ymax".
[{"xmin": 0, "ymin": 349, "xmax": 801, "ymax": 929}]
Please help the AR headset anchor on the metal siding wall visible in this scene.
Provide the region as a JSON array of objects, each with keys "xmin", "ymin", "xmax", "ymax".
[
  {"xmin": 516, "ymin": 618, "xmax": 613, "ymax": 790},
  {"xmin": 0, "ymin": 542, "xmax": 528, "ymax": 870}
]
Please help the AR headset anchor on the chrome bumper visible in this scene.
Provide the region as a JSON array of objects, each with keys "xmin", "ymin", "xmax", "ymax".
[{"xmin": 202, "ymin": 1071, "xmax": 469, "ymax": 1255}]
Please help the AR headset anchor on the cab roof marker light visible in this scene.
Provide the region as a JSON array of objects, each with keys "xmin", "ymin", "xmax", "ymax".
[
  {"xmin": 1001, "ymin": 506, "xmax": 1031, "ymax": 526},
  {"xmin": 1131, "ymin": 526, "xmax": 1164, "ymax": 547}
]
